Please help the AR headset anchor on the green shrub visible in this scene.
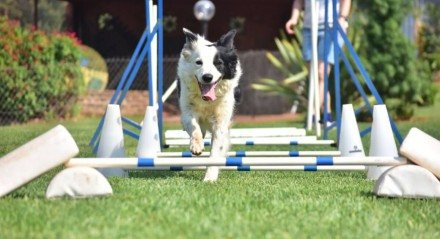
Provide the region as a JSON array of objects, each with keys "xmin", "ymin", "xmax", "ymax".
[
  {"xmin": 356, "ymin": 0, "xmax": 436, "ymax": 120},
  {"xmin": 419, "ymin": 3, "xmax": 440, "ymax": 73},
  {"xmin": 0, "ymin": 16, "xmax": 84, "ymax": 124}
]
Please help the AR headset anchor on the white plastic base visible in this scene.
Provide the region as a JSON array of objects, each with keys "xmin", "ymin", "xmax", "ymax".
[
  {"xmin": 0, "ymin": 125, "xmax": 79, "ymax": 197},
  {"xmin": 46, "ymin": 167, "xmax": 113, "ymax": 198},
  {"xmin": 96, "ymin": 104, "xmax": 127, "ymax": 177},
  {"xmin": 367, "ymin": 105, "xmax": 399, "ymax": 180},
  {"xmin": 338, "ymin": 104, "xmax": 365, "ymax": 157},
  {"xmin": 400, "ymin": 127, "xmax": 440, "ymax": 178},
  {"xmin": 373, "ymin": 165, "xmax": 440, "ymax": 199}
]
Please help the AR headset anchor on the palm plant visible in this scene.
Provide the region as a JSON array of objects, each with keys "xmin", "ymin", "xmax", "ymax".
[{"xmin": 251, "ymin": 28, "xmax": 309, "ymax": 112}]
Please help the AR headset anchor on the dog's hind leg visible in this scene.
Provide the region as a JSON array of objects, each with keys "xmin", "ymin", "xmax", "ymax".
[{"xmin": 181, "ymin": 114, "xmax": 204, "ymax": 156}]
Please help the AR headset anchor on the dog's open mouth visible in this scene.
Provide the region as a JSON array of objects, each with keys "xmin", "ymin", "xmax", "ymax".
[{"xmin": 198, "ymin": 81, "xmax": 219, "ymax": 101}]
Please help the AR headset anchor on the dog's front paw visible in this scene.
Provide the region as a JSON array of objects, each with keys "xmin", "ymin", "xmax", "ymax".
[
  {"xmin": 190, "ymin": 137, "xmax": 204, "ymax": 156},
  {"xmin": 203, "ymin": 167, "xmax": 219, "ymax": 182}
]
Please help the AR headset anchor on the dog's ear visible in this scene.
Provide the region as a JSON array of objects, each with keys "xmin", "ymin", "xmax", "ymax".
[
  {"xmin": 183, "ymin": 28, "xmax": 198, "ymax": 43},
  {"xmin": 217, "ymin": 29, "xmax": 237, "ymax": 49},
  {"xmin": 181, "ymin": 49, "xmax": 191, "ymax": 60}
]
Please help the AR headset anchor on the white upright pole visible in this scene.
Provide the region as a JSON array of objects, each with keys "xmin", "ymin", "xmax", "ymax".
[
  {"xmin": 162, "ymin": 79, "xmax": 178, "ymax": 103},
  {"xmin": 149, "ymin": 1, "xmax": 158, "ymax": 108},
  {"xmin": 306, "ymin": 68, "xmax": 315, "ymax": 131},
  {"xmin": 311, "ymin": 0, "xmax": 321, "ymax": 137}
]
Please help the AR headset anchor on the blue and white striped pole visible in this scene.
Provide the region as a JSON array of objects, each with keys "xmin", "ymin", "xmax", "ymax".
[
  {"xmin": 157, "ymin": 150, "xmax": 340, "ymax": 157},
  {"xmin": 66, "ymin": 156, "xmax": 407, "ymax": 169},
  {"xmin": 165, "ymin": 127, "xmax": 307, "ymax": 139},
  {"xmin": 166, "ymin": 137, "xmax": 335, "ymax": 146},
  {"xmin": 123, "ymin": 165, "xmax": 366, "ymax": 171}
]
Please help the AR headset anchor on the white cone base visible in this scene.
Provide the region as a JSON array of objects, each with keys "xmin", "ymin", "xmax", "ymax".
[
  {"xmin": 136, "ymin": 106, "xmax": 161, "ymax": 157},
  {"xmin": 400, "ymin": 128, "xmax": 440, "ymax": 178},
  {"xmin": 373, "ymin": 165, "xmax": 440, "ymax": 199},
  {"xmin": 367, "ymin": 105, "xmax": 399, "ymax": 180},
  {"xmin": 46, "ymin": 167, "xmax": 113, "ymax": 198},
  {"xmin": 338, "ymin": 104, "xmax": 365, "ymax": 157},
  {"xmin": 97, "ymin": 104, "xmax": 125, "ymax": 158}
]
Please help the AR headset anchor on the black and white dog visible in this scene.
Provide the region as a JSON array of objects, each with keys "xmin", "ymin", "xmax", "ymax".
[{"xmin": 177, "ymin": 28, "xmax": 242, "ymax": 182}]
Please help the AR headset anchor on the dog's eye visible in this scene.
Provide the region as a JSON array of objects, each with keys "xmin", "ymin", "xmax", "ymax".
[
  {"xmin": 214, "ymin": 60, "xmax": 222, "ymax": 65},
  {"xmin": 195, "ymin": 60, "xmax": 203, "ymax": 66}
]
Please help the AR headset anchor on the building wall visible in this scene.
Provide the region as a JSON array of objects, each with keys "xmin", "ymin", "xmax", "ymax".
[
  {"xmin": 67, "ymin": 0, "xmax": 293, "ymax": 57},
  {"xmin": 68, "ymin": 0, "xmax": 295, "ymax": 115},
  {"xmin": 164, "ymin": 0, "xmax": 293, "ymax": 55}
]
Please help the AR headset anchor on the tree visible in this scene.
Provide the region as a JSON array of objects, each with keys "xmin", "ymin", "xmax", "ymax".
[
  {"xmin": 0, "ymin": 0, "xmax": 67, "ymax": 32},
  {"xmin": 357, "ymin": 0, "xmax": 436, "ymax": 119},
  {"xmin": 419, "ymin": 3, "xmax": 440, "ymax": 73}
]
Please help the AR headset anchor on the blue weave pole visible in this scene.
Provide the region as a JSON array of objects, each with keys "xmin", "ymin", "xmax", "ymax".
[
  {"xmin": 117, "ymin": 25, "xmax": 158, "ymax": 105},
  {"xmin": 89, "ymin": 29, "xmax": 150, "ymax": 148},
  {"xmin": 360, "ymin": 126, "xmax": 372, "ymax": 137},
  {"xmin": 335, "ymin": 23, "xmax": 403, "ymax": 143},
  {"xmin": 90, "ymin": 0, "xmax": 164, "ymax": 151},
  {"xmin": 122, "ymin": 117, "xmax": 143, "ymax": 130},
  {"xmin": 157, "ymin": 0, "xmax": 164, "ymax": 148},
  {"xmin": 339, "ymin": 46, "xmax": 373, "ymax": 114},
  {"xmin": 90, "ymin": 26, "xmax": 157, "ymax": 152},
  {"xmin": 123, "ymin": 128, "xmax": 140, "ymax": 140}
]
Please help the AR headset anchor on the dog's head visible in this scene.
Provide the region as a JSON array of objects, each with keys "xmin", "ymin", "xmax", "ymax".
[{"xmin": 180, "ymin": 28, "xmax": 239, "ymax": 101}]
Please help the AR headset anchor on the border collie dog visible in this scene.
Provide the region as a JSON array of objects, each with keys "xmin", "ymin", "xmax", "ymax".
[{"xmin": 177, "ymin": 28, "xmax": 242, "ymax": 182}]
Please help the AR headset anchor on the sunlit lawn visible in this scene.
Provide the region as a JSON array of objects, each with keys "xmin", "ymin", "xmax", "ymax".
[{"xmin": 0, "ymin": 91, "xmax": 439, "ymax": 238}]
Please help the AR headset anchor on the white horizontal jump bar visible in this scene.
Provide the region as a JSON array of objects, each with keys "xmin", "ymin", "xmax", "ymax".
[
  {"xmin": 165, "ymin": 127, "xmax": 306, "ymax": 139},
  {"xmin": 158, "ymin": 150, "xmax": 341, "ymax": 157},
  {"xmin": 128, "ymin": 165, "xmax": 366, "ymax": 171},
  {"xmin": 166, "ymin": 137, "xmax": 334, "ymax": 146},
  {"xmin": 66, "ymin": 156, "xmax": 407, "ymax": 169}
]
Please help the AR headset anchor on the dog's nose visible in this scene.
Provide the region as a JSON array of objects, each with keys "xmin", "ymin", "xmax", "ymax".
[{"xmin": 202, "ymin": 74, "xmax": 213, "ymax": 83}]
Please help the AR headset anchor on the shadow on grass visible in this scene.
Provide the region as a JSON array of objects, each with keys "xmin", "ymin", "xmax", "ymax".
[
  {"xmin": 360, "ymin": 191, "xmax": 377, "ymax": 198},
  {"xmin": 128, "ymin": 170, "xmax": 203, "ymax": 181}
]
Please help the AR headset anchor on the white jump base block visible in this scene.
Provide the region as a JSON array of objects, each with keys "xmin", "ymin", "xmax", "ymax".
[
  {"xmin": 400, "ymin": 127, "xmax": 440, "ymax": 178},
  {"xmin": 66, "ymin": 156, "xmax": 407, "ymax": 169},
  {"xmin": 0, "ymin": 125, "xmax": 79, "ymax": 197},
  {"xmin": 166, "ymin": 137, "xmax": 335, "ymax": 146},
  {"xmin": 157, "ymin": 150, "xmax": 341, "ymax": 157},
  {"xmin": 373, "ymin": 165, "xmax": 440, "ymax": 199},
  {"xmin": 165, "ymin": 127, "xmax": 306, "ymax": 138},
  {"xmin": 46, "ymin": 167, "xmax": 113, "ymax": 199}
]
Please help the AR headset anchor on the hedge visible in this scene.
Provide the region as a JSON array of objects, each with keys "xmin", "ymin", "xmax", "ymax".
[{"xmin": 0, "ymin": 17, "xmax": 84, "ymax": 124}]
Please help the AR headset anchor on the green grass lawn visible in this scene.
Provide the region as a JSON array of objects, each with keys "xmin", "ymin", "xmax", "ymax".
[{"xmin": 1, "ymin": 98, "xmax": 440, "ymax": 238}]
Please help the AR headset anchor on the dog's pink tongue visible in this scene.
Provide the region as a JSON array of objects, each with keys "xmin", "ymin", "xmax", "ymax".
[{"xmin": 200, "ymin": 83, "xmax": 217, "ymax": 101}]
